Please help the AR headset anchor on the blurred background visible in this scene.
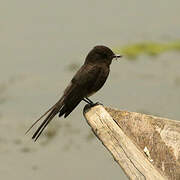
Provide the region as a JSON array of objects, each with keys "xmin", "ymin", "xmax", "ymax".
[{"xmin": 0, "ymin": 0, "xmax": 180, "ymax": 179}]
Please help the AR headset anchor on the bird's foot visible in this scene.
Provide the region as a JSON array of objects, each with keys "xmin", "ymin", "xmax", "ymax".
[
  {"xmin": 83, "ymin": 101, "xmax": 103, "ymax": 114},
  {"xmin": 91, "ymin": 102, "xmax": 103, "ymax": 107},
  {"xmin": 87, "ymin": 101, "xmax": 103, "ymax": 108},
  {"xmin": 83, "ymin": 97, "xmax": 103, "ymax": 107}
]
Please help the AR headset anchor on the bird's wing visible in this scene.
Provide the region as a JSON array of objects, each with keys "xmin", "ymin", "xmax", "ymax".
[
  {"xmin": 59, "ymin": 64, "xmax": 102, "ymax": 118},
  {"xmin": 27, "ymin": 64, "xmax": 102, "ymax": 141},
  {"xmin": 66, "ymin": 64, "xmax": 102, "ymax": 95}
]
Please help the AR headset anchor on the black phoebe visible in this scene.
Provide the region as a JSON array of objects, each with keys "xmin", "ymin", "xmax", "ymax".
[{"xmin": 26, "ymin": 45, "xmax": 122, "ymax": 141}]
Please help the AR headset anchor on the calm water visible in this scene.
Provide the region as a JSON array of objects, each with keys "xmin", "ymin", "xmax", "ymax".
[{"xmin": 0, "ymin": 1, "xmax": 180, "ymax": 180}]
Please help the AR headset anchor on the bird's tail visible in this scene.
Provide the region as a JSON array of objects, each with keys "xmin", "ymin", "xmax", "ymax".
[{"xmin": 26, "ymin": 98, "xmax": 64, "ymax": 141}]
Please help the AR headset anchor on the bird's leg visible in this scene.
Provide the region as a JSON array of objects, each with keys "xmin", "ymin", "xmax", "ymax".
[
  {"xmin": 83, "ymin": 97, "xmax": 103, "ymax": 107},
  {"xmin": 83, "ymin": 97, "xmax": 94, "ymax": 105},
  {"xmin": 86, "ymin": 97, "xmax": 103, "ymax": 106},
  {"xmin": 85, "ymin": 97, "xmax": 94, "ymax": 104}
]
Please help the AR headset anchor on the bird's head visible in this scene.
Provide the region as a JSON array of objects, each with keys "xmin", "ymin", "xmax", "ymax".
[{"xmin": 85, "ymin": 45, "xmax": 122, "ymax": 65}]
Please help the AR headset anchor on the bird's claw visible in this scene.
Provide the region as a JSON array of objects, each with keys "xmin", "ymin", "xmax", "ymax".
[{"xmin": 89, "ymin": 102, "xmax": 103, "ymax": 107}]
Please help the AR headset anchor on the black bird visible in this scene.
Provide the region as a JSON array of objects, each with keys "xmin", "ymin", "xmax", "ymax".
[{"xmin": 26, "ymin": 45, "xmax": 122, "ymax": 141}]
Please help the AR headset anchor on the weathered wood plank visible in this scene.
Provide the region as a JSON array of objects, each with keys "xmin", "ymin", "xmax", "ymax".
[{"xmin": 84, "ymin": 105, "xmax": 180, "ymax": 180}]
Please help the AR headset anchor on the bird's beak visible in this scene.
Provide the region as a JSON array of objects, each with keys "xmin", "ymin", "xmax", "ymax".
[{"xmin": 113, "ymin": 54, "xmax": 123, "ymax": 60}]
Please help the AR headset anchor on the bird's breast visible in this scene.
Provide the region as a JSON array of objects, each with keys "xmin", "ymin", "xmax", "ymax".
[{"xmin": 87, "ymin": 65, "xmax": 110, "ymax": 96}]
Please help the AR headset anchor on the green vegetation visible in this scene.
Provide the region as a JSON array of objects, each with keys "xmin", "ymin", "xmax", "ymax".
[{"xmin": 113, "ymin": 41, "xmax": 180, "ymax": 59}]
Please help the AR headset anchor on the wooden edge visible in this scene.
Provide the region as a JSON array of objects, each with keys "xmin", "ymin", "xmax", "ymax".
[
  {"xmin": 105, "ymin": 107, "xmax": 180, "ymax": 180},
  {"xmin": 83, "ymin": 105, "xmax": 168, "ymax": 180}
]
